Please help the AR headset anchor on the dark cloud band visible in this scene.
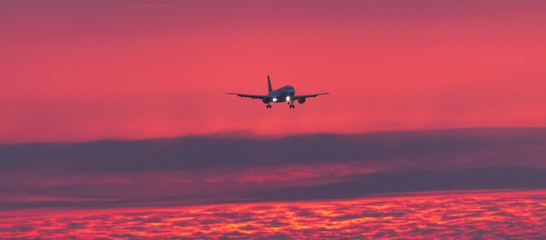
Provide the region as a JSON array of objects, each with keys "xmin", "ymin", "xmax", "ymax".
[
  {"xmin": 1, "ymin": 127, "xmax": 545, "ymax": 173},
  {"xmin": 0, "ymin": 127, "xmax": 545, "ymax": 210}
]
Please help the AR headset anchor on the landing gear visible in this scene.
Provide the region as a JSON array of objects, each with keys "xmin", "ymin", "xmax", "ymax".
[
  {"xmin": 289, "ymin": 104, "xmax": 295, "ymax": 108},
  {"xmin": 288, "ymin": 100, "xmax": 295, "ymax": 109},
  {"xmin": 266, "ymin": 104, "xmax": 271, "ymax": 109}
]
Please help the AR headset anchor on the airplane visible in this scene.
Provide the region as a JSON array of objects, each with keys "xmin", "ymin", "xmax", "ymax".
[{"xmin": 226, "ymin": 75, "xmax": 329, "ymax": 108}]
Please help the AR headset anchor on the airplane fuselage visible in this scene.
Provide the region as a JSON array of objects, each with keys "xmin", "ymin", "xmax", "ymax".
[
  {"xmin": 266, "ymin": 85, "xmax": 296, "ymax": 103},
  {"xmin": 226, "ymin": 75, "xmax": 328, "ymax": 109}
]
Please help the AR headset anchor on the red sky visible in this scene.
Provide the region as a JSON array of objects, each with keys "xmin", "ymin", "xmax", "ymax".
[
  {"xmin": 2, "ymin": 0, "xmax": 546, "ymax": 143},
  {"xmin": 2, "ymin": 3, "xmax": 546, "ymax": 238}
]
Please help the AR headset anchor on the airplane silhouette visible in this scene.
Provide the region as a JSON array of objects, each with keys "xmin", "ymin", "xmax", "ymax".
[{"xmin": 226, "ymin": 75, "xmax": 329, "ymax": 108}]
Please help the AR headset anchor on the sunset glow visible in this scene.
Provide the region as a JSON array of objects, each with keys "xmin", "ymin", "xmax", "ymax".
[
  {"xmin": 1, "ymin": 0, "xmax": 546, "ymax": 143},
  {"xmin": 2, "ymin": 190, "xmax": 545, "ymax": 239},
  {"xmin": 1, "ymin": 1, "xmax": 545, "ymax": 239}
]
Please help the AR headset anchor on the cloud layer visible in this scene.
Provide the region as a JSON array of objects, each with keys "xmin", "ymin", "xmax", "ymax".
[
  {"xmin": 1, "ymin": 128, "xmax": 545, "ymax": 210},
  {"xmin": 1, "ymin": 190, "xmax": 545, "ymax": 239}
]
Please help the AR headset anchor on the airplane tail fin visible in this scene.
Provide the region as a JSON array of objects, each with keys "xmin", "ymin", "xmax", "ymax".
[{"xmin": 267, "ymin": 75, "xmax": 273, "ymax": 93}]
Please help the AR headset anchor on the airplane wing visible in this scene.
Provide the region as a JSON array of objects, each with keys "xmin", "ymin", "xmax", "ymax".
[
  {"xmin": 226, "ymin": 92, "xmax": 266, "ymax": 99},
  {"xmin": 292, "ymin": 92, "xmax": 329, "ymax": 99}
]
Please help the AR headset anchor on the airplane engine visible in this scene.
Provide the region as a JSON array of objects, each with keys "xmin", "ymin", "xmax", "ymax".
[
  {"xmin": 298, "ymin": 98, "xmax": 306, "ymax": 104},
  {"xmin": 263, "ymin": 98, "xmax": 271, "ymax": 104}
]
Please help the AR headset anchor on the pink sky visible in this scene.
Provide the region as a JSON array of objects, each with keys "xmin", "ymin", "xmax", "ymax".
[{"xmin": 1, "ymin": 0, "xmax": 546, "ymax": 143}]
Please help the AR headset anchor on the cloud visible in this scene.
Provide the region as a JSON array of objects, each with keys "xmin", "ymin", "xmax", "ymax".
[
  {"xmin": 2, "ymin": 127, "xmax": 545, "ymax": 173},
  {"xmin": 1, "ymin": 190, "xmax": 545, "ymax": 239},
  {"xmin": 249, "ymin": 167, "xmax": 546, "ymax": 202},
  {"xmin": 0, "ymin": 128, "xmax": 545, "ymax": 210}
]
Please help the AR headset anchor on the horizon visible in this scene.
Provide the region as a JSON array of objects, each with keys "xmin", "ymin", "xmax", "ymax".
[{"xmin": 3, "ymin": 126, "xmax": 546, "ymax": 144}]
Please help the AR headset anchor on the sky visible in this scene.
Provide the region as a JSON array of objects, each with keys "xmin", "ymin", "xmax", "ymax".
[
  {"xmin": 1, "ymin": 1, "xmax": 546, "ymax": 238},
  {"xmin": 1, "ymin": 0, "xmax": 546, "ymax": 143}
]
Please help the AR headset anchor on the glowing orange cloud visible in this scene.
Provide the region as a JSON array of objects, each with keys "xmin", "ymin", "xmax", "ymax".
[{"xmin": 1, "ymin": 189, "xmax": 545, "ymax": 239}]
